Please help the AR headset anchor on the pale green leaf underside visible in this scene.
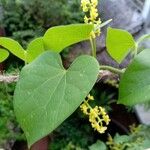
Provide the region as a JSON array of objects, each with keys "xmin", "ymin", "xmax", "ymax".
[
  {"xmin": 106, "ymin": 27, "xmax": 135, "ymax": 63},
  {"xmin": 0, "ymin": 48, "xmax": 9, "ymax": 62},
  {"xmin": 14, "ymin": 51, "xmax": 99, "ymax": 147},
  {"xmin": 43, "ymin": 24, "xmax": 93, "ymax": 52},
  {"xmin": 0, "ymin": 37, "xmax": 25, "ymax": 60},
  {"xmin": 118, "ymin": 49, "xmax": 150, "ymax": 106}
]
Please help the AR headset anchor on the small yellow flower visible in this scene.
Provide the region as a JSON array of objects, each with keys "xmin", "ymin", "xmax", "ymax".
[
  {"xmin": 98, "ymin": 126, "xmax": 107, "ymax": 134},
  {"xmin": 81, "ymin": 0, "xmax": 90, "ymax": 12},
  {"xmin": 87, "ymin": 94, "xmax": 94, "ymax": 101},
  {"xmin": 99, "ymin": 106, "xmax": 107, "ymax": 115},
  {"xmin": 91, "ymin": 0, "xmax": 98, "ymax": 6},
  {"xmin": 80, "ymin": 94, "xmax": 111, "ymax": 134},
  {"xmin": 93, "ymin": 106, "xmax": 100, "ymax": 115},
  {"xmin": 81, "ymin": 0, "xmax": 101, "ymax": 38},
  {"xmin": 90, "ymin": 7, "xmax": 98, "ymax": 21},
  {"xmin": 84, "ymin": 16, "xmax": 89, "ymax": 23},
  {"xmin": 103, "ymin": 115, "xmax": 111, "ymax": 125},
  {"xmin": 80, "ymin": 103, "xmax": 89, "ymax": 115},
  {"xmin": 90, "ymin": 31, "xmax": 96, "ymax": 38}
]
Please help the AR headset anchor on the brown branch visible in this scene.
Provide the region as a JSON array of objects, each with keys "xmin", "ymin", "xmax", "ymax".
[
  {"xmin": 0, "ymin": 74, "xmax": 19, "ymax": 83},
  {"xmin": 99, "ymin": 70, "xmax": 119, "ymax": 80},
  {"xmin": 0, "ymin": 70, "xmax": 119, "ymax": 84}
]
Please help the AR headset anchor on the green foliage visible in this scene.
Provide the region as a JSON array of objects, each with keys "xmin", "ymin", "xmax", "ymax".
[
  {"xmin": 14, "ymin": 51, "xmax": 99, "ymax": 146},
  {"xmin": 0, "ymin": 0, "xmax": 40, "ymax": 47},
  {"xmin": 0, "ymin": 48, "xmax": 9, "ymax": 63},
  {"xmin": 21, "ymin": 0, "xmax": 83, "ymax": 26},
  {"xmin": 44, "ymin": 24, "xmax": 93, "ymax": 52},
  {"xmin": 106, "ymin": 27, "xmax": 136, "ymax": 63},
  {"xmin": 118, "ymin": 49, "xmax": 150, "ymax": 106},
  {"xmin": 0, "ymin": 0, "xmax": 83, "ymax": 47},
  {"xmin": 107, "ymin": 125, "xmax": 150, "ymax": 150},
  {"xmin": 0, "ymin": 24, "xmax": 93, "ymax": 63},
  {"xmin": 90, "ymin": 125, "xmax": 150, "ymax": 150},
  {"xmin": 0, "ymin": 83, "xmax": 24, "ymax": 147},
  {"xmin": 0, "ymin": 37, "xmax": 25, "ymax": 61},
  {"xmin": 49, "ymin": 111, "xmax": 96, "ymax": 150}
]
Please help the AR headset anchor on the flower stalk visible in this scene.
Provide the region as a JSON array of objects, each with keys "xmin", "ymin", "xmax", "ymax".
[{"xmin": 81, "ymin": 0, "xmax": 101, "ymax": 57}]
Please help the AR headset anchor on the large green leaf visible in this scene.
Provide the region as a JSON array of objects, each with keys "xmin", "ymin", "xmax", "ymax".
[
  {"xmin": 0, "ymin": 48, "xmax": 9, "ymax": 62},
  {"xmin": 26, "ymin": 37, "xmax": 45, "ymax": 62},
  {"xmin": 106, "ymin": 27, "xmax": 136, "ymax": 63},
  {"xmin": 118, "ymin": 49, "xmax": 150, "ymax": 106},
  {"xmin": 14, "ymin": 51, "xmax": 99, "ymax": 147},
  {"xmin": 0, "ymin": 37, "xmax": 25, "ymax": 60},
  {"xmin": 43, "ymin": 24, "xmax": 93, "ymax": 52}
]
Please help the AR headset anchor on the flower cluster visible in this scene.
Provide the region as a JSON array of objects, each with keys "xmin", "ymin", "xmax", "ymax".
[
  {"xmin": 81, "ymin": 0, "xmax": 101, "ymax": 38},
  {"xmin": 80, "ymin": 94, "xmax": 110, "ymax": 134}
]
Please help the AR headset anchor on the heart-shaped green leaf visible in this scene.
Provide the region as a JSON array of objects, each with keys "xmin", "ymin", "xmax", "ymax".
[
  {"xmin": 0, "ymin": 48, "xmax": 9, "ymax": 62},
  {"xmin": 26, "ymin": 37, "xmax": 45, "ymax": 62},
  {"xmin": 106, "ymin": 27, "xmax": 136, "ymax": 63},
  {"xmin": 43, "ymin": 24, "xmax": 93, "ymax": 52},
  {"xmin": 0, "ymin": 37, "xmax": 25, "ymax": 60},
  {"xmin": 14, "ymin": 51, "xmax": 99, "ymax": 147},
  {"xmin": 118, "ymin": 49, "xmax": 150, "ymax": 106}
]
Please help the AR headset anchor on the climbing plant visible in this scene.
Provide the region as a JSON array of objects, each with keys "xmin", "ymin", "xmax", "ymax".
[{"xmin": 0, "ymin": 0, "xmax": 150, "ymax": 148}]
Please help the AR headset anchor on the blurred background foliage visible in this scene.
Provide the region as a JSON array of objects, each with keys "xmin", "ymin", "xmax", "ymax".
[
  {"xmin": 0, "ymin": 82, "xmax": 25, "ymax": 148},
  {"xmin": 0, "ymin": 0, "xmax": 83, "ymax": 47}
]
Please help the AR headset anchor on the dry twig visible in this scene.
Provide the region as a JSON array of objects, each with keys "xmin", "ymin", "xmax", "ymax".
[
  {"xmin": 0, "ymin": 74, "xmax": 19, "ymax": 83},
  {"xmin": 0, "ymin": 70, "xmax": 119, "ymax": 84}
]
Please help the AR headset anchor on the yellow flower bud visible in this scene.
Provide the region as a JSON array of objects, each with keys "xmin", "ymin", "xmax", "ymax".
[
  {"xmin": 91, "ymin": 0, "xmax": 98, "ymax": 6},
  {"xmin": 103, "ymin": 115, "xmax": 111, "ymax": 125},
  {"xmin": 98, "ymin": 126, "xmax": 107, "ymax": 134},
  {"xmin": 84, "ymin": 16, "xmax": 89, "ymax": 23},
  {"xmin": 87, "ymin": 94, "xmax": 94, "ymax": 101},
  {"xmin": 80, "ymin": 103, "xmax": 89, "ymax": 115},
  {"xmin": 81, "ymin": 0, "xmax": 90, "ymax": 12}
]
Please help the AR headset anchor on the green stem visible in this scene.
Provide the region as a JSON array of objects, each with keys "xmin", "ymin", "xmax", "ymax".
[
  {"xmin": 100, "ymin": 65, "xmax": 125, "ymax": 75},
  {"xmin": 133, "ymin": 43, "xmax": 138, "ymax": 58},
  {"xmin": 90, "ymin": 37, "xmax": 97, "ymax": 58}
]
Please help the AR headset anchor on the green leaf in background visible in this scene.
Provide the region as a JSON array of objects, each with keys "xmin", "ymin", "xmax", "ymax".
[
  {"xmin": 89, "ymin": 140, "xmax": 107, "ymax": 150},
  {"xmin": 0, "ymin": 48, "xmax": 9, "ymax": 63},
  {"xmin": 14, "ymin": 51, "xmax": 99, "ymax": 147},
  {"xmin": 26, "ymin": 37, "xmax": 45, "ymax": 62},
  {"xmin": 113, "ymin": 133, "xmax": 130, "ymax": 144},
  {"xmin": 43, "ymin": 24, "xmax": 93, "ymax": 52},
  {"xmin": 118, "ymin": 49, "xmax": 150, "ymax": 106},
  {"xmin": 0, "ymin": 37, "xmax": 25, "ymax": 60},
  {"xmin": 106, "ymin": 27, "xmax": 136, "ymax": 63},
  {"xmin": 0, "ymin": 24, "xmax": 93, "ymax": 62}
]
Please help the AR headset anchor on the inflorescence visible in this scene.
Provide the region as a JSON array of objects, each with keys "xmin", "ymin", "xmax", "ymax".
[
  {"xmin": 81, "ymin": 0, "xmax": 101, "ymax": 38},
  {"xmin": 80, "ymin": 94, "xmax": 111, "ymax": 134}
]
